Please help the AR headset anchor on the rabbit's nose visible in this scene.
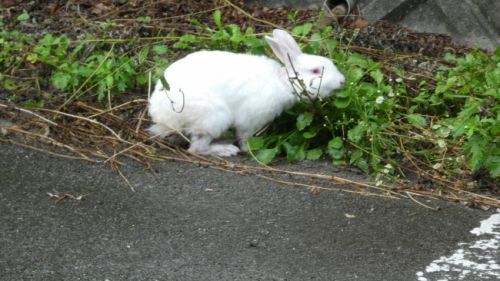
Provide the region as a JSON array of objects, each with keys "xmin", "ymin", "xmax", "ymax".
[{"xmin": 339, "ymin": 79, "xmax": 345, "ymax": 88}]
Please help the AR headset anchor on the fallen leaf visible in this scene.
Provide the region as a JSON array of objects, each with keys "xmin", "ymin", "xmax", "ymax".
[
  {"xmin": 350, "ymin": 19, "xmax": 369, "ymax": 29},
  {"xmin": 345, "ymin": 213, "xmax": 356, "ymax": 219},
  {"xmin": 91, "ymin": 3, "xmax": 113, "ymax": 16}
]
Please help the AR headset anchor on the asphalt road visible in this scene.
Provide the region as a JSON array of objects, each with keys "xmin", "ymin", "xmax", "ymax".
[{"xmin": 0, "ymin": 143, "xmax": 496, "ymax": 281}]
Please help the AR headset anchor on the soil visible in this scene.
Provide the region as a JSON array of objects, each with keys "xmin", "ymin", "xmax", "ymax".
[{"xmin": 2, "ymin": 0, "xmax": 473, "ymax": 55}]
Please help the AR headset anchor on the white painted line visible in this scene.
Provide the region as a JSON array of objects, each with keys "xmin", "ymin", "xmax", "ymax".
[{"xmin": 416, "ymin": 209, "xmax": 500, "ymax": 281}]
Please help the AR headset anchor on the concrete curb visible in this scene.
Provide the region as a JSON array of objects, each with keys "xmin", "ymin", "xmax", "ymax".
[{"xmin": 246, "ymin": 0, "xmax": 500, "ymax": 50}]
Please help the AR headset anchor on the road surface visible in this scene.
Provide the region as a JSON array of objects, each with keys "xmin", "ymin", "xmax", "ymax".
[{"xmin": 1, "ymin": 143, "xmax": 498, "ymax": 280}]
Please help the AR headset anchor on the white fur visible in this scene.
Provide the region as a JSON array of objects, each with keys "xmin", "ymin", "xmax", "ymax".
[{"xmin": 148, "ymin": 29, "xmax": 345, "ymax": 156}]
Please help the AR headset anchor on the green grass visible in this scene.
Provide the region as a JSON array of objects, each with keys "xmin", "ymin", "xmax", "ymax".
[{"xmin": 0, "ymin": 10, "xmax": 498, "ymax": 185}]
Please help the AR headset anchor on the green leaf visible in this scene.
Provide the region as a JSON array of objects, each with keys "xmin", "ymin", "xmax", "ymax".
[
  {"xmin": 444, "ymin": 53, "xmax": 457, "ymax": 63},
  {"xmin": 190, "ymin": 17, "xmax": 207, "ymax": 28},
  {"xmin": 354, "ymin": 158, "xmax": 369, "ymax": 174},
  {"xmin": 256, "ymin": 148, "xmax": 278, "ymax": 164},
  {"xmin": 158, "ymin": 76, "xmax": 170, "ymax": 91},
  {"xmin": 407, "ymin": 114, "xmax": 427, "ymax": 127},
  {"xmin": 303, "ymin": 23, "xmax": 313, "ymax": 36},
  {"xmin": 179, "ymin": 34, "xmax": 199, "ymax": 43},
  {"xmin": 458, "ymin": 101, "xmax": 481, "ymax": 120},
  {"xmin": 359, "ymin": 82, "xmax": 378, "ymax": 96},
  {"xmin": 484, "ymin": 88, "xmax": 498, "ymax": 98},
  {"xmin": 306, "ymin": 148, "xmax": 322, "ymax": 160},
  {"xmin": 370, "ymin": 69, "xmax": 384, "ymax": 85},
  {"xmin": 52, "ymin": 72, "xmax": 72, "ymax": 90},
  {"xmin": 348, "ymin": 123, "xmax": 366, "ymax": 142},
  {"xmin": 137, "ymin": 74, "xmax": 148, "ymax": 85},
  {"xmin": 296, "ymin": 112, "xmax": 314, "ymax": 131},
  {"xmin": 138, "ymin": 47, "xmax": 150, "ymax": 65},
  {"xmin": 70, "ymin": 43, "xmax": 85, "ymax": 59},
  {"xmin": 329, "ymin": 137, "xmax": 343, "ymax": 149},
  {"xmin": 105, "ymin": 75, "xmax": 114, "ymax": 88},
  {"xmin": 247, "ymin": 137, "xmax": 265, "ymax": 150},
  {"xmin": 332, "ymin": 159, "xmax": 345, "ymax": 166},
  {"xmin": 335, "ymin": 89, "xmax": 350, "ymax": 98},
  {"xmin": 491, "ymin": 122, "xmax": 500, "ymax": 135},
  {"xmin": 327, "ymin": 137, "xmax": 345, "ymax": 160},
  {"xmin": 173, "ymin": 35, "xmax": 199, "ymax": 50},
  {"xmin": 349, "ymin": 149, "xmax": 364, "ymax": 164},
  {"xmin": 485, "ymin": 156, "xmax": 500, "ymax": 177},
  {"xmin": 23, "ymin": 99, "xmax": 44, "ymax": 108},
  {"xmin": 347, "ymin": 54, "xmax": 371, "ymax": 69},
  {"xmin": 152, "ymin": 45, "xmax": 168, "ymax": 55},
  {"xmin": 349, "ymin": 150, "xmax": 369, "ymax": 174},
  {"xmin": 334, "ymin": 97, "xmax": 351, "ymax": 109},
  {"xmin": 430, "ymin": 94, "xmax": 443, "ymax": 105},
  {"xmin": 463, "ymin": 135, "xmax": 486, "ymax": 171},
  {"xmin": 303, "ymin": 131, "xmax": 317, "ymax": 139},
  {"xmin": 310, "ymin": 32, "xmax": 322, "ymax": 42},
  {"xmin": 136, "ymin": 16, "xmax": 152, "ymax": 24},
  {"xmin": 347, "ymin": 67, "xmax": 364, "ymax": 82},
  {"xmin": 213, "ymin": 10, "xmax": 222, "ymax": 29},
  {"xmin": 17, "ymin": 12, "xmax": 29, "ymax": 22},
  {"xmin": 244, "ymin": 38, "xmax": 265, "ymax": 50},
  {"xmin": 283, "ymin": 143, "xmax": 306, "ymax": 162},
  {"xmin": 292, "ymin": 23, "xmax": 313, "ymax": 36}
]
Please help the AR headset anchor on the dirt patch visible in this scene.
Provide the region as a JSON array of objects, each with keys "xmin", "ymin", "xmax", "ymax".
[{"xmin": 2, "ymin": 0, "xmax": 473, "ymax": 53}]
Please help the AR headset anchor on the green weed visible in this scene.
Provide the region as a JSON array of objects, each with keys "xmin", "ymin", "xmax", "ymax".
[{"xmin": 0, "ymin": 10, "xmax": 498, "ymax": 182}]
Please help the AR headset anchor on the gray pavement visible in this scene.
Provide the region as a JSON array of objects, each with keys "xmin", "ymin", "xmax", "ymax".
[{"xmin": 0, "ymin": 143, "xmax": 495, "ymax": 280}]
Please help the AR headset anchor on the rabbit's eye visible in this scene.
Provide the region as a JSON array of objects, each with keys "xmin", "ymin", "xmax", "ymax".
[{"xmin": 312, "ymin": 68, "xmax": 321, "ymax": 75}]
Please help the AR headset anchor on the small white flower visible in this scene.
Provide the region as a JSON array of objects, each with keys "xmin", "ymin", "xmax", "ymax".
[
  {"xmin": 437, "ymin": 139, "xmax": 446, "ymax": 148},
  {"xmin": 376, "ymin": 96, "xmax": 384, "ymax": 104},
  {"xmin": 376, "ymin": 180, "xmax": 383, "ymax": 186},
  {"xmin": 432, "ymin": 163, "xmax": 442, "ymax": 170},
  {"xmin": 388, "ymin": 92, "xmax": 395, "ymax": 97},
  {"xmin": 383, "ymin": 164, "xmax": 393, "ymax": 174},
  {"xmin": 395, "ymin": 77, "xmax": 403, "ymax": 83}
]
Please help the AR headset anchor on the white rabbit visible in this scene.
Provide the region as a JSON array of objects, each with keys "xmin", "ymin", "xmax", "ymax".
[{"xmin": 148, "ymin": 29, "xmax": 345, "ymax": 156}]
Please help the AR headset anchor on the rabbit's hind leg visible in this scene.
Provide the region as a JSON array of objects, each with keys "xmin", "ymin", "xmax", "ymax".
[{"xmin": 188, "ymin": 134, "xmax": 239, "ymax": 157}]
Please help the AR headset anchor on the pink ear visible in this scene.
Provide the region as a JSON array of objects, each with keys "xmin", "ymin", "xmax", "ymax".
[
  {"xmin": 272, "ymin": 29, "xmax": 302, "ymax": 59},
  {"xmin": 265, "ymin": 30, "xmax": 303, "ymax": 70},
  {"xmin": 265, "ymin": 36, "xmax": 288, "ymax": 64}
]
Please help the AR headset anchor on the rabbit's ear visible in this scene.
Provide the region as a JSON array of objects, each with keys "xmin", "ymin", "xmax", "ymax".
[
  {"xmin": 272, "ymin": 29, "xmax": 302, "ymax": 58},
  {"xmin": 265, "ymin": 29, "xmax": 302, "ymax": 69},
  {"xmin": 265, "ymin": 35, "xmax": 288, "ymax": 64}
]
